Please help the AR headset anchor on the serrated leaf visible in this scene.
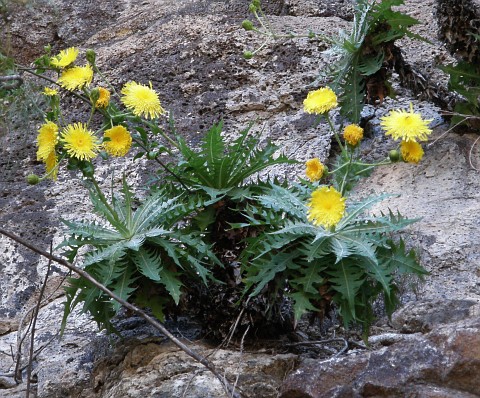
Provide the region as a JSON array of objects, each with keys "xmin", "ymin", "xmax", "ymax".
[
  {"xmin": 292, "ymin": 263, "xmax": 326, "ymax": 295},
  {"xmin": 378, "ymin": 239, "xmax": 428, "ymax": 276},
  {"xmin": 132, "ymin": 247, "xmax": 162, "ymax": 281},
  {"xmin": 358, "ymin": 52, "xmax": 384, "ymax": 76},
  {"xmin": 159, "ymin": 267, "xmax": 182, "ymax": 304},
  {"xmin": 327, "ymin": 260, "xmax": 365, "ymax": 320},
  {"xmin": 328, "ymin": 236, "xmax": 354, "ymax": 262},
  {"xmin": 289, "ymin": 291, "xmax": 318, "ymax": 323},
  {"xmin": 247, "ymin": 251, "xmax": 298, "ymax": 296},
  {"xmin": 111, "ymin": 267, "xmax": 138, "ymax": 312}
]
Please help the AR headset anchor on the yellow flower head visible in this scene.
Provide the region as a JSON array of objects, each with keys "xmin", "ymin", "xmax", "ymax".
[
  {"xmin": 343, "ymin": 124, "xmax": 364, "ymax": 146},
  {"xmin": 307, "ymin": 186, "xmax": 346, "ymax": 229},
  {"xmin": 380, "ymin": 103, "xmax": 432, "ymax": 142},
  {"xmin": 61, "ymin": 122, "xmax": 100, "ymax": 161},
  {"xmin": 305, "ymin": 158, "xmax": 325, "ymax": 182},
  {"xmin": 103, "ymin": 125, "xmax": 132, "ymax": 157},
  {"xmin": 44, "ymin": 151, "xmax": 59, "ymax": 181},
  {"xmin": 43, "ymin": 87, "xmax": 58, "ymax": 96},
  {"xmin": 400, "ymin": 140, "xmax": 424, "ymax": 164},
  {"xmin": 303, "ymin": 87, "xmax": 338, "ymax": 115},
  {"xmin": 57, "ymin": 65, "xmax": 93, "ymax": 91},
  {"xmin": 50, "ymin": 47, "xmax": 79, "ymax": 68},
  {"xmin": 36, "ymin": 121, "xmax": 59, "ymax": 161},
  {"xmin": 121, "ymin": 81, "xmax": 164, "ymax": 119},
  {"xmin": 95, "ymin": 87, "xmax": 111, "ymax": 108}
]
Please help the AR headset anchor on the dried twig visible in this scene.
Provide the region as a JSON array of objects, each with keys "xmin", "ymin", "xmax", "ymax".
[
  {"xmin": 286, "ymin": 337, "xmax": 349, "ymax": 358},
  {"xmin": 468, "ymin": 135, "xmax": 480, "ymax": 171},
  {"xmin": 0, "ymin": 227, "xmax": 244, "ymax": 398},
  {"xmin": 26, "ymin": 247, "xmax": 52, "ymax": 398}
]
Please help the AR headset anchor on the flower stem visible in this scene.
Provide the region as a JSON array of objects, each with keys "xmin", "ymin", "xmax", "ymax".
[{"xmin": 325, "ymin": 114, "xmax": 346, "ymax": 153}]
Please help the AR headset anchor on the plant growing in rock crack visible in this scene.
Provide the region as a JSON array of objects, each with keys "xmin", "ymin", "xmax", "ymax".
[
  {"xmin": 242, "ymin": 0, "xmax": 426, "ymax": 123},
  {"xmin": 14, "ymin": 44, "xmax": 430, "ymax": 339},
  {"xmin": 237, "ymin": 87, "xmax": 430, "ymax": 337}
]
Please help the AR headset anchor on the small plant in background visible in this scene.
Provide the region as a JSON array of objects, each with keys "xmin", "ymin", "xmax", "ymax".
[{"xmin": 242, "ymin": 0, "xmax": 425, "ymax": 123}]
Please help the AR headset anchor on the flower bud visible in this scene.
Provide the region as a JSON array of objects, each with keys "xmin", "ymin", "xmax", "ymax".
[
  {"xmin": 389, "ymin": 149, "xmax": 400, "ymax": 162},
  {"xmin": 242, "ymin": 20, "xmax": 254, "ymax": 31},
  {"xmin": 86, "ymin": 49, "xmax": 96, "ymax": 65},
  {"xmin": 243, "ymin": 51, "xmax": 253, "ymax": 60},
  {"xmin": 252, "ymin": 0, "xmax": 261, "ymax": 7},
  {"xmin": 27, "ymin": 174, "xmax": 40, "ymax": 185},
  {"xmin": 248, "ymin": 3, "xmax": 257, "ymax": 12},
  {"xmin": 89, "ymin": 88, "xmax": 100, "ymax": 105}
]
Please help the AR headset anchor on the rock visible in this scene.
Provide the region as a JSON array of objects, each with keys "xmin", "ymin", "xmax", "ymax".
[
  {"xmin": 79, "ymin": 341, "xmax": 296, "ymax": 398},
  {"xmin": 391, "ymin": 299, "xmax": 479, "ymax": 333},
  {"xmin": 280, "ymin": 316, "xmax": 480, "ymax": 397},
  {"xmin": 436, "ymin": 0, "xmax": 480, "ymax": 62},
  {"xmin": 1, "ymin": 0, "xmax": 480, "ymax": 397}
]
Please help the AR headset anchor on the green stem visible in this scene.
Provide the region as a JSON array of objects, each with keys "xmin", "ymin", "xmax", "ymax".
[
  {"xmin": 140, "ymin": 118, "xmax": 180, "ymax": 150},
  {"xmin": 16, "ymin": 66, "xmax": 90, "ymax": 105},
  {"xmin": 132, "ymin": 137, "xmax": 192, "ymax": 193},
  {"xmin": 93, "ymin": 65, "xmax": 119, "ymax": 97},
  {"xmin": 330, "ymin": 159, "xmax": 391, "ymax": 174},
  {"xmin": 39, "ymin": 153, "xmax": 66, "ymax": 181},
  {"xmin": 340, "ymin": 148, "xmax": 354, "ymax": 196},
  {"xmin": 88, "ymin": 176, "xmax": 129, "ymax": 235},
  {"xmin": 325, "ymin": 113, "xmax": 346, "ymax": 153}
]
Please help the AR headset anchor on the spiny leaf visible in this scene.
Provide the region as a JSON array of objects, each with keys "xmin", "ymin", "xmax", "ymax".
[
  {"xmin": 292, "ymin": 263, "xmax": 326, "ymax": 295},
  {"xmin": 327, "ymin": 260, "xmax": 365, "ymax": 320},
  {"xmin": 132, "ymin": 247, "xmax": 162, "ymax": 281},
  {"xmin": 82, "ymin": 243, "xmax": 126, "ymax": 268},
  {"xmin": 247, "ymin": 251, "xmax": 298, "ymax": 296},
  {"xmin": 111, "ymin": 267, "xmax": 138, "ymax": 312},
  {"xmin": 378, "ymin": 239, "xmax": 428, "ymax": 276},
  {"xmin": 159, "ymin": 267, "xmax": 182, "ymax": 304},
  {"xmin": 289, "ymin": 291, "xmax": 318, "ymax": 323}
]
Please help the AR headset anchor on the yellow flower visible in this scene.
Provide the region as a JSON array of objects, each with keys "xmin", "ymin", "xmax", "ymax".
[
  {"xmin": 103, "ymin": 125, "xmax": 132, "ymax": 157},
  {"xmin": 305, "ymin": 158, "xmax": 325, "ymax": 182},
  {"xmin": 400, "ymin": 140, "xmax": 424, "ymax": 164},
  {"xmin": 380, "ymin": 103, "xmax": 432, "ymax": 142},
  {"xmin": 61, "ymin": 122, "xmax": 100, "ymax": 161},
  {"xmin": 303, "ymin": 87, "xmax": 338, "ymax": 115},
  {"xmin": 57, "ymin": 65, "xmax": 93, "ymax": 91},
  {"xmin": 343, "ymin": 124, "xmax": 364, "ymax": 146},
  {"xmin": 36, "ymin": 121, "xmax": 59, "ymax": 161},
  {"xmin": 44, "ymin": 151, "xmax": 59, "ymax": 181},
  {"xmin": 43, "ymin": 87, "xmax": 58, "ymax": 96},
  {"xmin": 121, "ymin": 81, "xmax": 164, "ymax": 119},
  {"xmin": 95, "ymin": 87, "xmax": 111, "ymax": 108},
  {"xmin": 50, "ymin": 47, "xmax": 79, "ymax": 68},
  {"xmin": 307, "ymin": 186, "xmax": 346, "ymax": 229}
]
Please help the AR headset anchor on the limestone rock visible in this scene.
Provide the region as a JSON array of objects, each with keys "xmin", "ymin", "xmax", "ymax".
[{"xmin": 280, "ymin": 315, "xmax": 480, "ymax": 398}]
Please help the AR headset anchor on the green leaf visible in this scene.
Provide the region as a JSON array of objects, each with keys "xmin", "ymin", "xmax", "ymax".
[
  {"xmin": 292, "ymin": 263, "xmax": 326, "ymax": 294},
  {"xmin": 247, "ymin": 251, "xmax": 298, "ymax": 296},
  {"xmin": 358, "ymin": 52, "xmax": 384, "ymax": 76},
  {"xmin": 328, "ymin": 236, "xmax": 354, "ymax": 262},
  {"xmin": 336, "ymin": 194, "xmax": 396, "ymax": 230},
  {"xmin": 327, "ymin": 260, "xmax": 365, "ymax": 320},
  {"xmin": 159, "ymin": 267, "xmax": 182, "ymax": 304},
  {"xmin": 335, "ymin": 232, "xmax": 377, "ymax": 264},
  {"xmin": 111, "ymin": 267, "xmax": 138, "ymax": 312},
  {"xmin": 378, "ymin": 238, "xmax": 428, "ymax": 276},
  {"xmin": 289, "ymin": 291, "xmax": 318, "ymax": 322},
  {"xmin": 355, "ymin": 256, "xmax": 392, "ymax": 297},
  {"xmin": 131, "ymin": 247, "xmax": 162, "ymax": 281}
]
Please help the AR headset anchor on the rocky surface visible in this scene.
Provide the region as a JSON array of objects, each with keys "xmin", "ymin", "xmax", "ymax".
[{"xmin": 1, "ymin": 0, "xmax": 479, "ymax": 397}]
